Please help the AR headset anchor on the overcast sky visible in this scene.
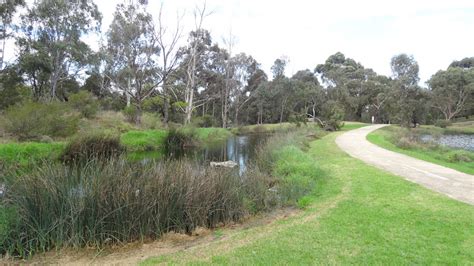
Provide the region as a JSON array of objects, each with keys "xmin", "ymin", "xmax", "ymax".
[{"xmin": 6, "ymin": 0, "xmax": 474, "ymax": 85}]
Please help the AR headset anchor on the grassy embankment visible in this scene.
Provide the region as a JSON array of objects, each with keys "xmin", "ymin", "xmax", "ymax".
[
  {"xmin": 141, "ymin": 125, "xmax": 474, "ymax": 265},
  {"xmin": 231, "ymin": 122, "xmax": 297, "ymax": 135},
  {"xmin": 0, "ymin": 127, "xmax": 232, "ymax": 164},
  {"xmin": 367, "ymin": 125, "xmax": 474, "ymax": 175}
]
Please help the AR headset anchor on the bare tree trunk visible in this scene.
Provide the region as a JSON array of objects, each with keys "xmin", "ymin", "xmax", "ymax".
[
  {"xmin": 184, "ymin": 52, "xmax": 196, "ymax": 124},
  {"xmin": 49, "ymin": 50, "xmax": 64, "ymax": 101},
  {"xmin": 279, "ymin": 99, "xmax": 287, "ymax": 123},
  {"xmin": 184, "ymin": 3, "xmax": 208, "ymax": 125},
  {"xmin": 126, "ymin": 78, "xmax": 131, "ymax": 107},
  {"xmin": 163, "ymin": 82, "xmax": 170, "ymax": 123},
  {"xmin": 0, "ymin": 25, "xmax": 6, "ymax": 70},
  {"xmin": 155, "ymin": 4, "xmax": 182, "ymax": 124}
]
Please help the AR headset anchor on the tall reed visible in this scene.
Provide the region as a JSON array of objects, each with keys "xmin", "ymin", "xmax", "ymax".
[{"xmin": 2, "ymin": 158, "xmax": 272, "ymax": 257}]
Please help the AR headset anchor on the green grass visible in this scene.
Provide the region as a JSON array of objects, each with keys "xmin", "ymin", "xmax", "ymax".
[
  {"xmin": 341, "ymin": 122, "xmax": 368, "ymax": 131},
  {"xmin": 141, "ymin": 131, "xmax": 474, "ymax": 265},
  {"xmin": 418, "ymin": 124, "xmax": 474, "ymax": 135},
  {"xmin": 192, "ymin": 127, "xmax": 232, "ymax": 142},
  {"xmin": 232, "ymin": 121, "xmax": 364, "ymax": 135},
  {"xmin": 367, "ymin": 126, "xmax": 474, "ymax": 175},
  {"xmin": 120, "ymin": 128, "xmax": 232, "ymax": 152},
  {"xmin": 232, "ymin": 122, "xmax": 297, "ymax": 135},
  {"xmin": 0, "ymin": 142, "xmax": 64, "ymax": 165},
  {"xmin": 120, "ymin": 130, "xmax": 168, "ymax": 152}
]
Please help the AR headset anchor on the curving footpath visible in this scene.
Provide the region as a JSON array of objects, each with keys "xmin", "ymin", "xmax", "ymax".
[{"xmin": 336, "ymin": 124, "xmax": 474, "ymax": 205}]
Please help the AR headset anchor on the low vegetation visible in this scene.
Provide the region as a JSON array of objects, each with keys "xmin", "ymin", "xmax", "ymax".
[
  {"xmin": 0, "ymin": 126, "xmax": 324, "ymax": 258},
  {"xmin": 142, "ymin": 131, "xmax": 474, "ymax": 265},
  {"xmin": 367, "ymin": 126, "xmax": 474, "ymax": 175},
  {"xmin": 1, "ymin": 159, "xmax": 272, "ymax": 257},
  {"xmin": 0, "ymin": 142, "xmax": 63, "ymax": 166},
  {"xmin": 232, "ymin": 123, "xmax": 297, "ymax": 135},
  {"xmin": 60, "ymin": 133, "xmax": 124, "ymax": 164},
  {"xmin": 1, "ymin": 101, "xmax": 79, "ymax": 141},
  {"xmin": 255, "ymin": 128, "xmax": 326, "ymax": 207}
]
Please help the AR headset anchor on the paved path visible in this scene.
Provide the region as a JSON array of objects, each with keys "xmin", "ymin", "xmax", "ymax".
[{"xmin": 336, "ymin": 125, "xmax": 474, "ymax": 205}]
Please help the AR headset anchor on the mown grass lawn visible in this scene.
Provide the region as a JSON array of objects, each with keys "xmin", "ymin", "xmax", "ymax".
[
  {"xmin": 367, "ymin": 126, "xmax": 474, "ymax": 175},
  {"xmin": 142, "ymin": 131, "xmax": 474, "ymax": 265}
]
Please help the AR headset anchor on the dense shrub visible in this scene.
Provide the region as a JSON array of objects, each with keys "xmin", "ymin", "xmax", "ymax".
[
  {"xmin": 60, "ymin": 133, "xmax": 124, "ymax": 164},
  {"xmin": 141, "ymin": 112, "xmax": 163, "ymax": 129},
  {"xmin": 192, "ymin": 115, "xmax": 218, "ymax": 128},
  {"xmin": 78, "ymin": 111, "xmax": 135, "ymax": 134},
  {"xmin": 143, "ymin": 96, "xmax": 163, "ymax": 112},
  {"xmin": 255, "ymin": 129, "xmax": 323, "ymax": 206},
  {"xmin": 2, "ymin": 159, "xmax": 272, "ymax": 257},
  {"xmin": 164, "ymin": 128, "xmax": 197, "ymax": 155},
  {"xmin": 123, "ymin": 105, "xmax": 139, "ymax": 124},
  {"xmin": 69, "ymin": 91, "xmax": 99, "ymax": 118},
  {"xmin": 0, "ymin": 67, "xmax": 29, "ymax": 111},
  {"xmin": 392, "ymin": 128, "xmax": 422, "ymax": 149},
  {"xmin": 434, "ymin": 119, "xmax": 452, "ymax": 128},
  {"xmin": 290, "ymin": 114, "xmax": 307, "ymax": 128},
  {"xmin": 446, "ymin": 150, "xmax": 473, "ymax": 163},
  {"xmin": 99, "ymin": 94, "xmax": 126, "ymax": 111},
  {"xmin": 3, "ymin": 101, "xmax": 78, "ymax": 140},
  {"xmin": 396, "ymin": 136, "xmax": 417, "ymax": 149},
  {"xmin": 321, "ymin": 100, "xmax": 345, "ymax": 131}
]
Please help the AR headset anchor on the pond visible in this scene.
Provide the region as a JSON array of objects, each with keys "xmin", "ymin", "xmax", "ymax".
[
  {"xmin": 420, "ymin": 134, "xmax": 474, "ymax": 152},
  {"xmin": 137, "ymin": 133, "xmax": 270, "ymax": 175}
]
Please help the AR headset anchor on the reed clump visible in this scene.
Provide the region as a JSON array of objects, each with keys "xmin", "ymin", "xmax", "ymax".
[{"xmin": 2, "ymin": 158, "xmax": 273, "ymax": 257}]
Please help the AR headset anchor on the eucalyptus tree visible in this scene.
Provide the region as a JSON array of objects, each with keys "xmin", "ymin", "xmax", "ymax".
[
  {"xmin": 427, "ymin": 66, "xmax": 474, "ymax": 121},
  {"xmin": 154, "ymin": 3, "xmax": 183, "ymax": 123},
  {"xmin": 290, "ymin": 69, "xmax": 325, "ymax": 121},
  {"xmin": 105, "ymin": 1, "xmax": 159, "ymax": 124},
  {"xmin": 183, "ymin": 3, "xmax": 210, "ymax": 125},
  {"xmin": 365, "ymin": 75, "xmax": 393, "ymax": 123},
  {"xmin": 238, "ymin": 68, "xmax": 268, "ymax": 124},
  {"xmin": 17, "ymin": 0, "xmax": 101, "ymax": 100},
  {"xmin": 270, "ymin": 57, "xmax": 292, "ymax": 123},
  {"xmin": 390, "ymin": 54, "xmax": 422, "ymax": 126},
  {"xmin": 229, "ymin": 53, "xmax": 259, "ymax": 126},
  {"xmin": 449, "ymin": 57, "xmax": 474, "ymax": 69},
  {"xmin": 315, "ymin": 52, "xmax": 374, "ymax": 120},
  {"xmin": 0, "ymin": 0, "xmax": 25, "ymax": 69}
]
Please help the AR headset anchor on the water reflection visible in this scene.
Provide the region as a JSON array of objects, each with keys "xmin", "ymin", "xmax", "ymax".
[{"xmin": 171, "ymin": 134, "xmax": 269, "ymax": 175}]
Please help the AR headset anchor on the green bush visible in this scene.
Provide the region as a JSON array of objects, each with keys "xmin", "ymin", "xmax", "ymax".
[
  {"xmin": 434, "ymin": 119, "xmax": 452, "ymax": 128},
  {"xmin": 321, "ymin": 101, "xmax": 345, "ymax": 131},
  {"xmin": 255, "ymin": 129, "xmax": 322, "ymax": 206},
  {"xmin": 193, "ymin": 115, "xmax": 218, "ymax": 128},
  {"xmin": 143, "ymin": 96, "xmax": 163, "ymax": 112},
  {"xmin": 141, "ymin": 112, "xmax": 163, "ymax": 129},
  {"xmin": 164, "ymin": 128, "xmax": 197, "ymax": 155},
  {"xmin": 69, "ymin": 91, "xmax": 99, "ymax": 118},
  {"xmin": 120, "ymin": 130, "xmax": 167, "ymax": 152},
  {"xmin": 3, "ymin": 101, "xmax": 79, "ymax": 140},
  {"xmin": 123, "ymin": 105, "xmax": 139, "ymax": 124},
  {"xmin": 60, "ymin": 133, "xmax": 124, "ymax": 164},
  {"xmin": 289, "ymin": 114, "xmax": 307, "ymax": 128},
  {"xmin": 446, "ymin": 150, "xmax": 473, "ymax": 163}
]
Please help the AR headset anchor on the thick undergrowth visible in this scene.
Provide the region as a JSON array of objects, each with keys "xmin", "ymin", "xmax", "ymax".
[{"xmin": 0, "ymin": 127, "xmax": 324, "ymax": 258}]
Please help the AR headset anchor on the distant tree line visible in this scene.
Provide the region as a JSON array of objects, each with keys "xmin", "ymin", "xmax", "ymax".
[{"xmin": 0, "ymin": 0, "xmax": 473, "ymax": 128}]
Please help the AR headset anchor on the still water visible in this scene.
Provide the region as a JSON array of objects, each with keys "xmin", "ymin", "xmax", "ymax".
[
  {"xmin": 420, "ymin": 134, "xmax": 474, "ymax": 152},
  {"xmin": 135, "ymin": 134, "xmax": 270, "ymax": 175},
  {"xmin": 171, "ymin": 134, "xmax": 270, "ymax": 174}
]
